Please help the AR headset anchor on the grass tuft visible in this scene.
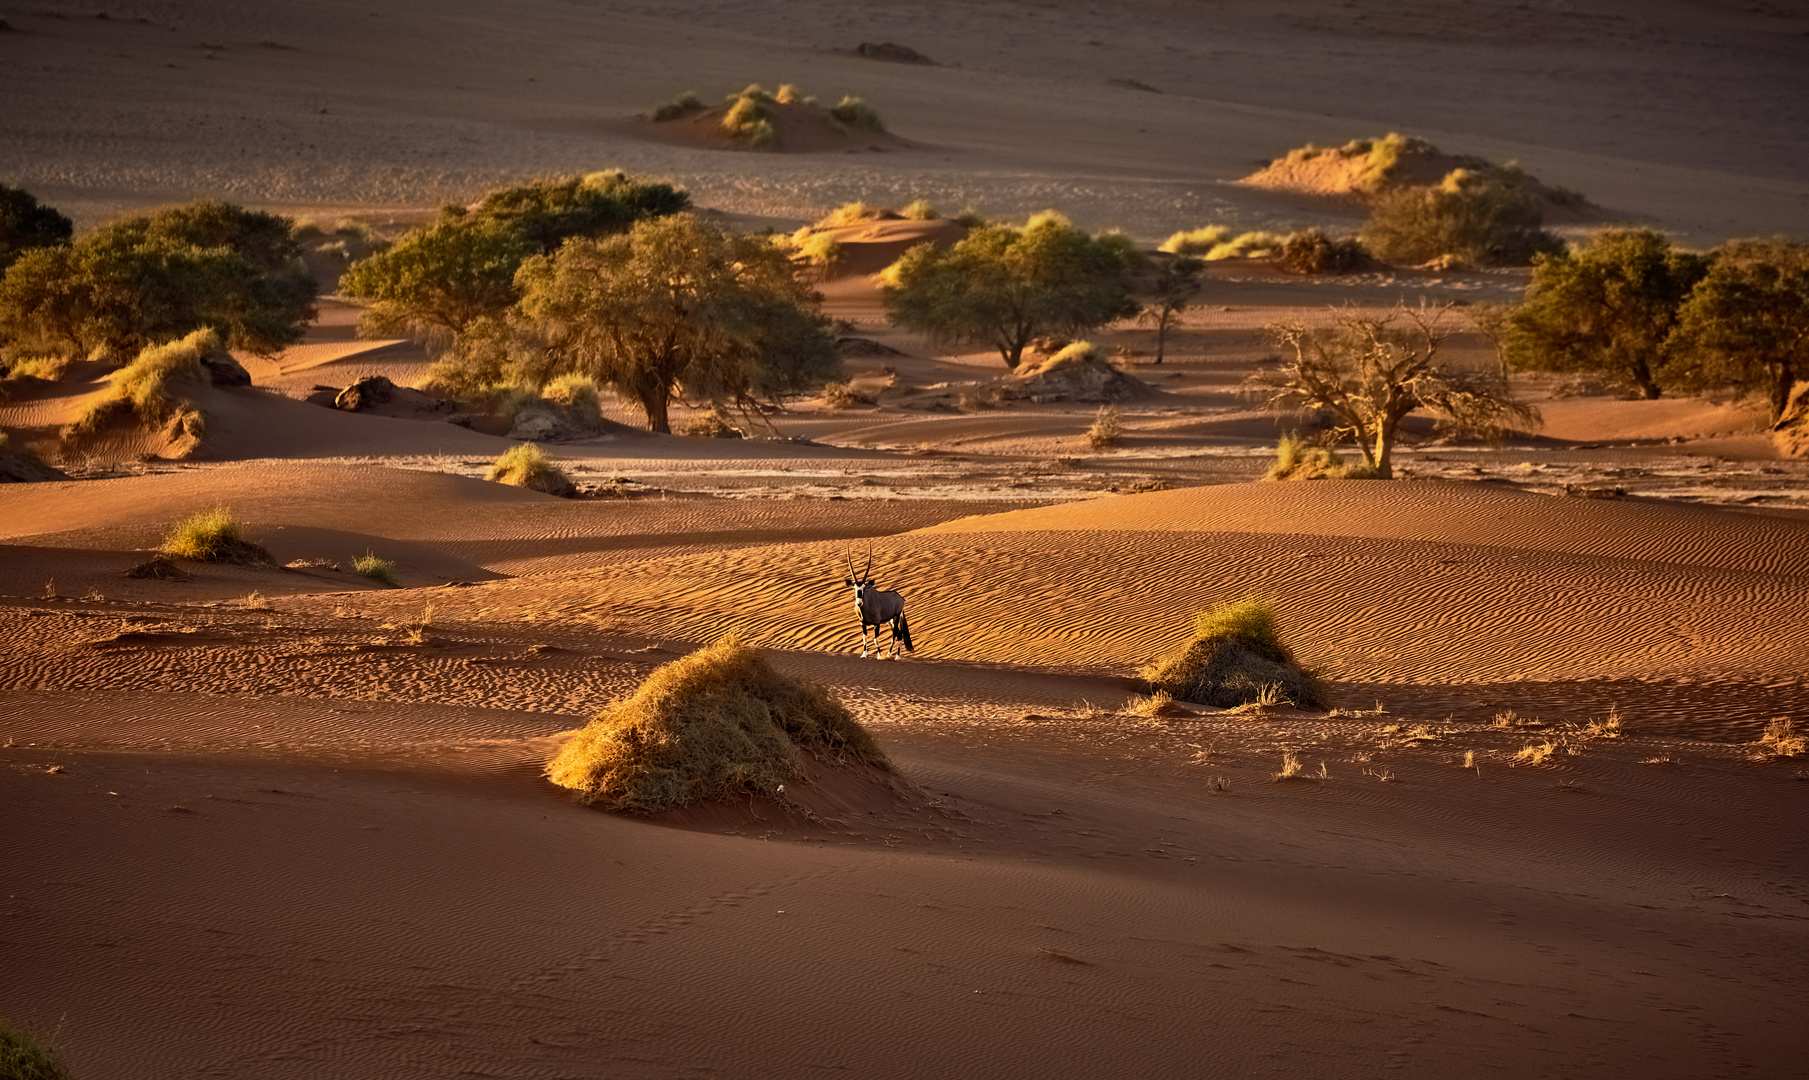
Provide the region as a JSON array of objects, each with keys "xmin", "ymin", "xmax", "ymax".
[
  {"xmin": 1160, "ymin": 226, "xmax": 1231, "ymax": 255},
  {"xmin": 1758, "ymin": 717, "xmax": 1805, "ymax": 758},
  {"xmin": 829, "ymin": 95, "xmax": 885, "ymax": 132},
  {"xmin": 900, "ymin": 198, "xmax": 939, "ymax": 221},
  {"xmin": 1513, "ymin": 741, "xmax": 1558, "ymax": 767},
  {"xmin": 0, "ymin": 1012, "xmax": 73, "ymax": 1080},
  {"xmin": 1086, "ymin": 404, "xmax": 1123, "ymax": 450},
  {"xmin": 160, "ymin": 507, "xmax": 274, "ymax": 565},
  {"xmin": 487, "ymin": 442, "xmax": 575, "ymax": 497},
  {"xmin": 66, "ymin": 328, "xmax": 217, "ymax": 439},
  {"xmin": 545, "ymin": 637, "xmax": 890, "ymax": 811},
  {"xmin": 1141, "ymin": 597, "xmax": 1329, "ymax": 710},
  {"xmin": 353, "ymin": 551, "xmax": 399, "ymax": 587},
  {"xmin": 1127, "ymin": 690, "xmax": 1174, "ymax": 717}
]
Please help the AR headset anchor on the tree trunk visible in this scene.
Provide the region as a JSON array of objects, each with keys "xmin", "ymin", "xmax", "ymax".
[
  {"xmin": 1770, "ymin": 362, "xmax": 1794, "ymax": 425},
  {"xmin": 639, "ymin": 391, "xmax": 671, "ymax": 433},
  {"xmin": 1371, "ymin": 422, "xmax": 1396, "ymax": 480},
  {"xmin": 1630, "ymin": 358, "xmax": 1663, "ymax": 400},
  {"xmin": 1155, "ymin": 311, "xmax": 1168, "ymax": 364}
]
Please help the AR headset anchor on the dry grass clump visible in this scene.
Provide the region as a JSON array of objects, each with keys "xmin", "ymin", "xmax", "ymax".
[
  {"xmin": 1758, "ymin": 717, "xmax": 1805, "ymax": 757},
  {"xmin": 66, "ymin": 327, "xmax": 216, "ymax": 439},
  {"xmin": 161, "ymin": 506, "xmax": 273, "ymax": 565},
  {"xmin": 1513, "ymin": 741, "xmax": 1558, "ymax": 766},
  {"xmin": 353, "ymin": 551, "xmax": 398, "ymax": 587},
  {"xmin": 545, "ymin": 637, "xmax": 890, "ymax": 811},
  {"xmin": 1160, "ymin": 225, "xmax": 1231, "ymax": 255},
  {"xmin": 797, "ymin": 232, "xmax": 844, "ymax": 273},
  {"xmin": 1582, "ymin": 706, "xmax": 1625, "ymax": 739},
  {"xmin": 830, "ymin": 95, "xmax": 885, "ymax": 132},
  {"xmin": 901, "ymin": 198, "xmax": 939, "ymax": 221},
  {"xmin": 721, "ymin": 85, "xmax": 778, "ymax": 149},
  {"xmin": 683, "ymin": 406, "xmax": 745, "ymax": 439},
  {"xmin": 541, "ymin": 373, "xmax": 603, "ymax": 423},
  {"xmin": 650, "ymin": 91, "xmax": 705, "ymax": 120},
  {"xmin": 1204, "ymin": 231, "xmax": 1289, "ymax": 261},
  {"xmin": 1141, "ymin": 597, "xmax": 1329, "ymax": 710},
  {"xmin": 0, "ymin": 1012, "xmax": 72, "ymax": 1080},
  {"xmin": 487, "ymin": 442, "xmax": 575, "ymax": 497},
  {"xmin": 1264, "ymin": 433, "xmax": 1384, "ymax": 481},
  {"xmin": 1086, "ymin": 404, "xmax": 1123, "ymax": 450},
  {"xmin": 1127, "ymin": 690, "xmax": 1174, "ymax": 717},
  {"xmin": 820, "ymin": 201, "xmax": 881, "ymax": 227},
  {"xmin": 823, "ymin": 380, "xmax": 878, "ymax": 409}
]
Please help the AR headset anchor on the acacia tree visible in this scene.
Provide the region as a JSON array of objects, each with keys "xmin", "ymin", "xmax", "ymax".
[
  {"xmin": 340, "ymin": 172, "xmax": 690, "ymax": 343},
  {"xmin": 1506, "ymin": 228, "xmax": 1708, "ymax": 399},
  {"xmin": 1248, "ymin": 304, "xmax": 1539, "ymax": 478},
  {"xmin": 1666, "ymin": 238, "xmax": 1809, "ymax": 423},
  {"xmin": 881, "ymin": 211, "xmax": 1139, "ymax": 368},
  {"xmin": 511, "ymin": 213, "xmax": 840, "ymax": 432},
  {"xmin": 340, "ymin": 219, "xmax": 534, "ymax": 340},
  {"xmin": 0, "ymin": 200, "xmax": 316, "ymax": 357},
  {"xmin": 1139, "ymin": 254, "xmax": 1203, "ymax": 364}
]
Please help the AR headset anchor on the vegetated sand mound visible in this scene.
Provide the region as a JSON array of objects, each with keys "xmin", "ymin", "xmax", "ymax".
[
  {"xmin": 1143, "ymin": 598, "xmax": 1329, "ymax": 709},
  {"xmin": 647, "ymin": 99, "xmax": 907, "ymax": 154},
  {"xmin": 1773, "ymin": 381, "xmax": 1809, "ymax": 457},
  {"xmin": 546, "ymin": 638, "xmax": 891, "ymax": 812},
  {"xmin": 1002, "ymin": 343, "xmax": 1151, "ymax": 402},
  {"xmin": 1241, "ymin": 134, "xmax": 1596, "ymax": 217},
  {"xmin": 808, "ymin": 216, "xmax": 966, "ymax": 277},
  {"xmin": 413, "ymin": 481, "xmax": 1809, "ymax": 734}
]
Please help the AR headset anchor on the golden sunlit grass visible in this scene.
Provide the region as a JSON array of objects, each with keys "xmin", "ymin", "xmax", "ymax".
[
  {"xmin": 1583, "ymin": 706, "xmax": 1625, "ymax": 739},
  {"xmin": 1274, "ymin": 751, "xmax": 1304, "ymax": 781},
  {"xmin": 1127, "ymin": 690, "xmax": 1173, "ymax": 717},
  {"xmin": 66, "ymin": 327, "xmax": 216, "ymax": 439},
  {"xmin": 161, "ymin": 507, "xmax": 274, "ymax": 566},
  {"xmin": 1085, "ymin": 403, "xmax": 1122, "ymax": 450},
  {"xmin": 1142, "ymin": 597, "xmax": 1328, "ymax": 710},
  {"xmin": 353, "ymin": 551, "xmax": 398, "ymax": 587},
  {"xmin": 546, "ymin": 638, "xmax": 890, "ymax": 812},
  {"xmin": 487, "ymin": 442, "xmax": 574, "ymax": 497},
  {"xmin": 1513, "ymin": 741, "xmax": 1558, "ymax": 767},
  {"xmin": 1757, "ymin": 717, "xmax": 1805, "ymax": 758}
]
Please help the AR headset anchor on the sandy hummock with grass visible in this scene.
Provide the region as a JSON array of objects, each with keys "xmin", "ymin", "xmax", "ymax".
[{"xmin": 4, "ymin": 1, "xmax": 1809, "ymax": 1078}]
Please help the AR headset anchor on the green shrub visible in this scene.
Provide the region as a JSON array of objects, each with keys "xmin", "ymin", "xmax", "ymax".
[
  {"xmin": 161, "ymin": 506, "xmax": 275, "ymax": 565},
  {"xmin": 1274, "ymin": 229, "xmax": 1368, "ymax": 275},
  {"xmin": 830, "ymin": 95, "xmax": 885, "ymax": 132},
  {"xmin": 1362, "ymin": 171, "xmax": 1560, "ymax": 266},
  {"xmin": 545, "ymin": 637, "xmax": 889, "ymax": 811},
  {"xmin": 0, "ymin": 183, "xmax": 74, "ymax": 273},
  {"xmin": 901, "ymin": 198, "xmax": 938, "ymax": 221},
  {"xmin": 487, "ymin": 442, "xmax": 575, "ymax": 497},
  {"xmin": 1159, "ymin": 225, "xmax": 1231, "ymax": 255},
  {"xmin": 353, "ymin": 551, "xmax": 399, "ymax": 587},
  {"xmin": 0, "ymin": 1013, "xmax": 72, "ymax": 1080},
  {"xmin": 1141, "ymin": 597, "xmax": 1329, "ymax": 709}
]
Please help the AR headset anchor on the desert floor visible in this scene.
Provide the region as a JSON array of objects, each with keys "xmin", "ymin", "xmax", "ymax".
[{"xmin": 3, "ymin": 2, "xmax": 1809, "ymax": 1077}]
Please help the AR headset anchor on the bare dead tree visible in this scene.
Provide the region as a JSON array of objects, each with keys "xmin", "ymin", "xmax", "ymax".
[{"xmin": 1246, "ymin": 303, "xmax": 1540, "ymax": 478}]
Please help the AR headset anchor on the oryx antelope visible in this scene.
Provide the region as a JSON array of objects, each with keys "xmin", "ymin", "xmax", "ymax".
[{"xmin": 844, "ymin": 549, "xmax": 914, "ymax": 659}]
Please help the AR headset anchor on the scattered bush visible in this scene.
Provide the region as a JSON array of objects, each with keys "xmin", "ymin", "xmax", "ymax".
[
  {"xmin": 650, "ymin": 90, "xmax": 704, "ymax": 120},
  {"xmin": 901, "ymin": 198, "xmax": 939, "ymax": 221},
  {"xmin": 830, "ymin": 95, "xmax": 885, "ymax": 132},
  {"xmin": 353, "ymin": 551, "xmax": 399, "ymax": 587},
  {"xmin": 721, "ymin": 85, "xmax": 778, "ymax": 148},
  {"xmin": 1274, "ymin": 228, "xmax": 1368, "ymax": 275},
  {"xmin": 487, "ymin": 442, "xmax": 575, "ymax": 497},
  {"xmin": 161, "ymin": 506, "xmax": 274, "ymax": 565},
  {"xmin": 1086, "ymin": 403, "xmax": 1123, "ymax": 450},
  {"xmin": 1160, "ymin": 226, "xmax": 1231, "ymax": 255},
  {"xmin": 544, "ymin": 637, "xmax": 890, "ymax": 811},
  {"xmin": 1140, "ymin": 597, "xmax": 1329, "ymax": 709},
  {"xmin": 0, "ymin": 1012, "xmax": 72, "ymax": 1080},
  {"xmin": 1363, "ymin": 170, "xmax": 1561, "ymax": 267}
]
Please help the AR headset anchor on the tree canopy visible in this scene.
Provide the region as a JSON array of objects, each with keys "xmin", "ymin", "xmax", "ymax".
[
  {"xmin": 510, "ymin": 213, "xmax": 840, "ymax": 432},
  {"xmin": 0, "ymin": 199, "xmax": 316, "ymax": 357},
  {"xmin": 880, "ymin": 211, "xmax": 1139, "ymax": 368},
  {"xmin": 1507, "ymin": 228, "xmax": 1709, "ymax": 399},
  {"xmin": 1249, "ymin": 304, "xmax": 1539, "ymax": 478},
  {"xmin": 0, "ymin": 184, "xmax": 73, "ymax": 272},
  {"xmin": 1667, "ymin": 238, "xmax": 1809, "ymax": 422},
  {"xmin": 339, "ymin": 172, "xmax": 691, "ymax": 343}
]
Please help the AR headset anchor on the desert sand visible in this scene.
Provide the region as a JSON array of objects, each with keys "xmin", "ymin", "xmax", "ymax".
[{"xmin": 4, "ymin": 1, "xmax": 1809, "ymax": 1078}]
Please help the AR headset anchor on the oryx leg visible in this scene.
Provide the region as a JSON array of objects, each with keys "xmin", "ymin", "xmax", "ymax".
[{"xmin": 858, "ymin": 622, "xmax": 873, "ymax": 658}]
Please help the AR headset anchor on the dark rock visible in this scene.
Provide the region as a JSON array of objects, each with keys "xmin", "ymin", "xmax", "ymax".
[
  {"xmin": 856, "ymin": 41, "xmax": 935, "ymax": 64},
  {"xmin": 201, "ymin": 350, "xmax": 252, "ymax": 387},
  {"xmin": 125, "ymin": 556, "xmax": 191, "ymax": 580},
  {"xmin": 335, "ymin": 375, "xmax": 398, "ymax": 412}
]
